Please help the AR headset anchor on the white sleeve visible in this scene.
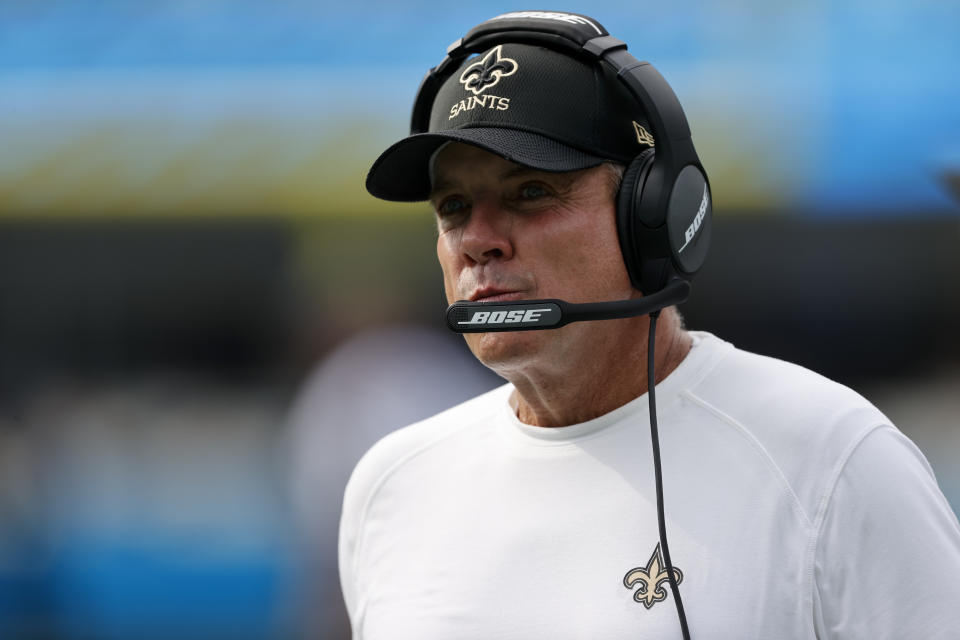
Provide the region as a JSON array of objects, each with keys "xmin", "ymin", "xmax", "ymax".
[
  {"xmin": 338, "ymin": 461, "xmax": 364, "ymax": 638},
  {"xmin": 340, "ymin": 438, "xmax": 393, "ymax": 640},
  {"xmin": 338, "ymin": 426, "xmax": 415, "ymax": 640},
  {"xmin": 813, "ymin": 425, "xmax": 960, "ymax": 639}
]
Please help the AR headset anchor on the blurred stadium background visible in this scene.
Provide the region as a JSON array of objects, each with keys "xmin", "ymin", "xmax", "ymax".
[{"xmin": 0, "ymin": 1, "xmax": 958, "ymax": 638}]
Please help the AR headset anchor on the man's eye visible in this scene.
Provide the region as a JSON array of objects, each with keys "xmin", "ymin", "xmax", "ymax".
[
  {"xmin": 519, "ymin": 184, "xmax": 548, "ymax": 199},
  {"xmin": 438, "ymin": 198, "xmax": 467, "ymax": 216}
]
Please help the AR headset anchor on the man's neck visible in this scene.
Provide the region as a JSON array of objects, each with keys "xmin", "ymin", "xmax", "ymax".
[{"xmin": 506, "ymin": 310, "xmax": 692, "ymax": 428}]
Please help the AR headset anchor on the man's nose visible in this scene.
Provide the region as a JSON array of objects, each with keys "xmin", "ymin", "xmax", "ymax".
[{"xmin": 459, "ymin": 200, "xmax": 514, "ymax": 265}]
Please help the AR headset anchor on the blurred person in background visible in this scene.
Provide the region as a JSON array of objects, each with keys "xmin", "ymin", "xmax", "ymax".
[{"xmin": 338, "ymin": 10, "xmax": 960, "ymax": 639}]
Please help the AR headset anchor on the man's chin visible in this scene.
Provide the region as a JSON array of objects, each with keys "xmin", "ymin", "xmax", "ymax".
[{"xmin": 466, "ymin": 330, "xmax": 548, "ymax": 372}]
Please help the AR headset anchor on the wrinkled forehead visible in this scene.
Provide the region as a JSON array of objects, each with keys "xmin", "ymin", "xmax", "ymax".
[
  {"xmin": 428, "ymin": 141, "xmax": 589, "ymax": 194},
  {"xmin": 428, "ymin": 142, "xmax": 530, "ymax": 191}
]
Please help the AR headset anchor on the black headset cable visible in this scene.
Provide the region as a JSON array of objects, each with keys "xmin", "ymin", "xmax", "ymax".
[{"xmin": 647, "ymin": 311, "xmax": 691, "ymax": 639}]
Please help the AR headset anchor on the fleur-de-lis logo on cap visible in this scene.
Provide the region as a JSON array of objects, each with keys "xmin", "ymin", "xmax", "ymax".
[
  {"xmin": 623, "ymin": 543, "xmax": 684, "ymax": 610},
  {"xmin": 459, "ymin": 45, "xmax": 518, "ymax": 95}
]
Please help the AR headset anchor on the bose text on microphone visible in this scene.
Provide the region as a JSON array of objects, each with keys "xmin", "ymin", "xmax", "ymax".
[{"xmin": 446, "ymin": 279, "xmax": 690, "ymax": 333}]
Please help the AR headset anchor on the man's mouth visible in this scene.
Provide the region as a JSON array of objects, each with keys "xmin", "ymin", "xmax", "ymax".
[{"xmin": 469, "ymin": 287, "xmax": 527, "ymax": 303}]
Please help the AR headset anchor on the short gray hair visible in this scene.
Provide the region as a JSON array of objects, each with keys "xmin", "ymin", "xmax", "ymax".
[{"xmin": 602, "ymin": 161, "xmax": 626, "ymax": 198}]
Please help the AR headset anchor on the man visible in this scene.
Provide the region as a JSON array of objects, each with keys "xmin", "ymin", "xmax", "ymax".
[{"xmin": 339, "ymin": 11, "xmax": 960, "ymax": 639}]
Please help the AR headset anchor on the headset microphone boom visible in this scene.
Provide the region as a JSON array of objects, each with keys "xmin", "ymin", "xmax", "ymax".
[{"xmin": 446, "ymin": 279, "xmax": 691, "ymax": 333}]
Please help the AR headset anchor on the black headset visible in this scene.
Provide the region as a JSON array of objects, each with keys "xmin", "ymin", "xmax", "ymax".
[{"xmin": 410, "ymin": 10, "xmax": 712, "ymax": 296}]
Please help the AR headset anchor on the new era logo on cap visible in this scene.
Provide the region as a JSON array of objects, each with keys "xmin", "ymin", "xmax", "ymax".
[{"xmin": 633, "ymin": 121, "xmax": 655, "ymax": 147}]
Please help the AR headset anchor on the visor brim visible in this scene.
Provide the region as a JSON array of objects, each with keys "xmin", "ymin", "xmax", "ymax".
[{"xmin": 365, "ymin": 127, "xmax": 610, "ymax": 202}]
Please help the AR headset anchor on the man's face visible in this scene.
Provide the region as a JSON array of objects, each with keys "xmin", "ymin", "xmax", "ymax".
[{"xmin": 430, "ymin": 142, "xmax": 636, "ymax": 372}]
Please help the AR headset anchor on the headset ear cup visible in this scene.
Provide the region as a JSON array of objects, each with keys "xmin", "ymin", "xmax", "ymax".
[{"xmin": 616, "ymin": 149, "xmax": 656, "ymax": 293}]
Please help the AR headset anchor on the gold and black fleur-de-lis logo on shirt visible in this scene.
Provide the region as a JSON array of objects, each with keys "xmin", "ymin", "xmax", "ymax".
[
  {"xmin": 458, "ymin": 45, "xmax": 518, "ymax": 95},
  {"xmin": 623, "ymin": 543, "xmax": 684, "ymax": 609}
]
